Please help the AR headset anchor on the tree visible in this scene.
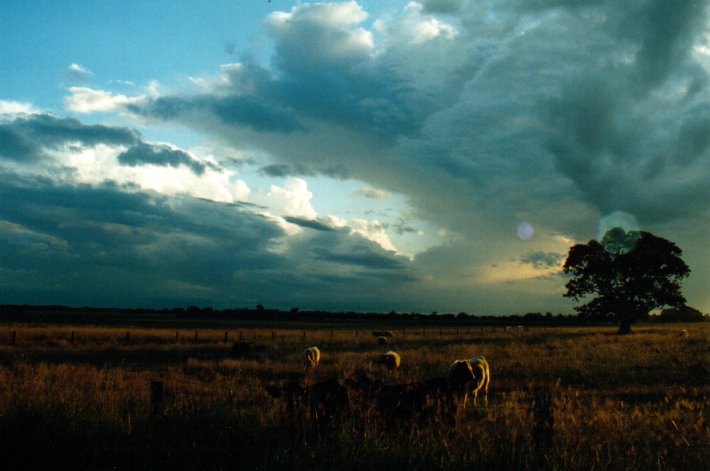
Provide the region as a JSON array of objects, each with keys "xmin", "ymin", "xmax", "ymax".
[{"xmin": 563, "ymin": 228, "xmax": 690, "ymax": 334}]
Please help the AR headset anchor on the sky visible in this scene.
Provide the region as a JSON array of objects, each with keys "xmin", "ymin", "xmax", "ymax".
[{"xmin": 1, "ymin": 0, "xmax": 708, "ymax": 315}]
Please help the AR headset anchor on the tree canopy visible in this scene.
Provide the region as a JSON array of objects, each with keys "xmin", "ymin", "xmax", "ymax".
[{"xmin": 563, "ymin": 228, "xmax": 690, "ymax": 334}]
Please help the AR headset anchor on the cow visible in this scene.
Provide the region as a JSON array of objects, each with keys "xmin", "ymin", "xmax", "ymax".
[
  {"xmin": 303, "ymin": 346, "xmax": 321, "ymax": 371},
  {"xmin": 373, "ymin": 351, "xmax": 401, "ymax": 371},
  {"xmin": 446, "ymin": 355, "xmax": 490, "ymax": 407}
]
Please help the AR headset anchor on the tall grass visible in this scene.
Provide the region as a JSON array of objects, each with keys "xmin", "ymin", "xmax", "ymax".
[{"xmin": 0, "ymin": 323, "xmax": 707, "ymax": 470}]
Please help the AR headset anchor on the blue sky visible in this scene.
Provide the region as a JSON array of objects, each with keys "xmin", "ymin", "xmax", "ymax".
[{"xmin": 1, "ymin": 1, "xmax": 709, "ymax": 314}]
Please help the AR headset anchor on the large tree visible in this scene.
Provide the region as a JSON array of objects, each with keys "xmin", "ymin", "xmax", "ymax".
[{"xmin": 563, "ymin": 228, "xmax": 690, "ymax": 334}]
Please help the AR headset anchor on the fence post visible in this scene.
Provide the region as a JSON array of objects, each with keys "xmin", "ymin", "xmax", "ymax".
[
  {"xmin": 224, "ymin": 331, "xmax": 228, "ymax": 343},
  {"xmin": 125, "ymin": 331, "xmax": 130, "ymax": 345},
  {"xmin": 194, "ymin": 331, "xmax": 198, "ymax": 343},
  {"xmin": 533, "ymin": 391, "xmax": 554, "ymax": 450},
  {"xmin": 239, "ymin": 331, "xmax": 243, "ymax": 341},
  {"xmin": 11, "ymin": 330, "xmax": 16, "ymax": 346},
  {"xmin": 150, "ymin": 380, "xmax": 165, "ymax": 415},
  {"xmin": 71, "ymin": 331, "xmax": 75, "ymax": 344},
  {"xmin": 175, "ymin": 331, "xmax": 179, "ymax": 343}
]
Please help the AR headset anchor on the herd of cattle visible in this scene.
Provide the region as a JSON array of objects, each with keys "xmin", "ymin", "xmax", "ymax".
[{"xmin": 262, "ymin": 330, "xmax": 492, "ymax": 427}]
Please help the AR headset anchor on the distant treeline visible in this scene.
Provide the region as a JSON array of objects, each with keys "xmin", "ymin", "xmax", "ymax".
[{"xmin": 0, "ymin": 304, "xmax": 706, "ymax": 326}]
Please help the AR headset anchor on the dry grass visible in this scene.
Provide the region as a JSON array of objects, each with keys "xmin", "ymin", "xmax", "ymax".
[{"xmin": 0, "ymin": 322, "xmax": 707, "ymax": 470}]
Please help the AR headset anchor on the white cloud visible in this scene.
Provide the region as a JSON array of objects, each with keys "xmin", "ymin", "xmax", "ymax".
[
  {"xmin": 252, "ymin": 177, "xmax": 318, "ymax": 220},
  {"xmin": 349, "ymin": 218, "xmax": 397, "ymax": 253},
  {"xmin": 67, "ymin": 63, "xmax": 94, "ymax": 81},
  {"xmin": 47, "ymin": 143, "xmax": 250, "ymax": 204},
  {"xmin": 267, "ymin": 1, "xmax": 374, "ymax": 67},
  {"xmin": 0, "ymin": 99, "xmax": 37, "ymax": 116},
  {"xmin": 64, "ymin": 87, "xmax": 146, "ymax": 113},
  {"xmin": 374, "ymin": 1, "xmax": 458, "ymax": 45}
]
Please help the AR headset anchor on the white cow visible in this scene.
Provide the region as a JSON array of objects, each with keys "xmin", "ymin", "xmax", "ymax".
[
  {"xmin": 447, "ymin": 355, "xmax": 490, "ymax": 407},
  {"xmin": 373, "ymin": 351, "xmax": 401, "ymax": 371},
  {"xmin": 303, "ymin": 346, "xmax": 321, "ymax": 371}
]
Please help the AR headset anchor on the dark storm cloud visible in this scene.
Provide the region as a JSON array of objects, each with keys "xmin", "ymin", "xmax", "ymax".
[
  {"xmin": 0, "ymin": 126, "xmax": 41, "ymax": 161},
  {"xmin": 121, "ymin": 0, "xmax": 710, "ymax": 239},
  {"xmin": 259, "ymin": 163, "xmax": 312, "ymax": 177},
  {"xmin": 0, "ymin": 113, "xmax": 138, "ymax": 162},
  {"xmin": 45, "ymin": 1, "xmax": 710, "ymax": 312},
  {"xmin": 117, "ymin": 142, "xmax": 213, "ymax": 175},
  {"xmin": 422, "ymin": 0, "xmax": 463, "ymax": 15},
  {"xmin": 8, "ymin": 114, "xmax": 138, "ymax": 148},
  {"xmin": 129, "ymin": 94, "xmax": 305, "ymax": 134},
  {"xmin": 312, "ymin": 245, "xmax": 405, "ymax": 270},
  {"xmin": 283, "ymin": 216, "xmax": 335, "ymax": 232},
  {"xmin": 0, "ymin": 169, "xmax": 422, "ymax": 309}
]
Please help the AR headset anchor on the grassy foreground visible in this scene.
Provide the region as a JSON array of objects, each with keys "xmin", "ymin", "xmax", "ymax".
[{"xmin": 0, "ymin": 322, "xmax": 707, "ymax": 470}]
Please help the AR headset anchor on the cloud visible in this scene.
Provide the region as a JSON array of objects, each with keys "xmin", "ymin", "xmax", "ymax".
[
  {"xmin": 283, "ymin": 216, "xmax": 336, "ymax": 232},
  {"xmin": 108, "ymin": 1, "xmax": 710, "ymax": 312},
  {"xmin": 65, "ymin": 87, "xmax": 146, "ymax": 113},
  {"xmin": 266, "ymin": 1, "xmax": 374, "ymax": 71},
  {"xmin": 0, "ymin": 170, "xmax": 427, "ymax": 310},
  {"xmin": 67, "ymin": 63, "xmax": 94, "ymax": 82},
  {"xmin": 0, "ymin": 100, "xmax": 37, "ymax": 116},
  {"xmin": 352, "ymin": 187, "xmax": 389, "ymax": 200},
  {"xmin": 129, "ymin": 94, "xmax": 305, "ymax": 134},
  {"xmin": 0, "ymin": 113, "xmax": 138, "ymax": 162},
  {"xmin": 5, "ymin": 1, "xmax": 709, "ymax": 313},
  {"xmin": 520, "ymin": 251, "xmax": 565, "ymax": 270},
  {"xmin": 117, "ymin": 142, "xmax": 213, "ymax": 175}
]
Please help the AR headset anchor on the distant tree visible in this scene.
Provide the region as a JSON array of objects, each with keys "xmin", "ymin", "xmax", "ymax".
[
  {"xmin": 658, "ymin": 305, "xmax": 705, "ymax": 323},
  {"xmin": 563, "ymin": 228, "xmax": 690, "ymax": 334}
]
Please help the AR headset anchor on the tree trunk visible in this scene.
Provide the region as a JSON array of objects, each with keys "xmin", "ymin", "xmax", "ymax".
[{"xmin": 617, "ymin": 318, "xmax": 632, "ymax": 335}]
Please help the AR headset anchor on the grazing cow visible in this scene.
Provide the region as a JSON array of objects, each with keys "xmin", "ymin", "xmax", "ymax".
[
  {"xmin": 303, "ymin": 346, "xmax": 321, "ymax": 371},
  {"xmin": 516, "ymin": 325, "xmax": 525, "ymax": 334},
  {"xmin": 678, "ymin": 329, "xmax": 688, "ymax": 337},
  {"xmin": 376, "ymin": 336, "xmax": 388, "ymax": 347},
  {"xmin": 373, "ymin": 351, "xmax": 401, "ymax": 371},
  {"xmin": 447, "ymin": 355, "xmax": 490, "ymax": 407}
]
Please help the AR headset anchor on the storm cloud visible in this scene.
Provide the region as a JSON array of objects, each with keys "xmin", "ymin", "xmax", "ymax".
[{"xmin": 4, "ymin": 1, "xmax": 709, "ymax": 313}]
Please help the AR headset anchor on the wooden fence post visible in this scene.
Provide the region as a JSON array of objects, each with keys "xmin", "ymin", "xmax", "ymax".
[
  {"xmin": 175, "ymin": 331, "xmax": 179, "ymax": 343},
  {"xmin": 71, "ymin": 331, "xmax": 75, "ymax": 344},
  {"xmin": 125, "ymin": 331, "xmax": 130, "ymax": 345},
  {"xmin": 239, "ymin": 331, "xmax": 243, "ymax": 341},
  {"xmin": 194, "ymin": 331, "xmax": 198, "ymax": 343},
  {"xmin": 533, "ymin": 391, "xmax": 554, "ymax": 449},
  {"xmin": 224, "ymin": 331, "xmax": 229, "ymax": 343},
  {"xmin": 11, "ymin": 330, "xmax": 16, "ymax": 346},
  {"xmin": 150, "ymin": 380, "xmax": 165, "ymax": 415}
]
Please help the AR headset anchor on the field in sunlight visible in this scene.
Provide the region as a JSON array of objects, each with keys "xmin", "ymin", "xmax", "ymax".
[{"xmin": 0, "ymin": 320, "xmax": 707, "ymax": 470}]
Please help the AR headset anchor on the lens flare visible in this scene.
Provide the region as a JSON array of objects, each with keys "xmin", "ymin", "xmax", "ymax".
[
  {"xmin": 517, "ymin": 222, "xmax": 534, "ymax": 240},
  {"xmin": 596, "ymin": 211, "xmax": 639, "ymax": 240}
]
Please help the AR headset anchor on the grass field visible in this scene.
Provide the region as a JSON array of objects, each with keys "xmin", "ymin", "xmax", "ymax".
[{"xmin": 0, "ymin": 320, "xmax": 707, "ymax": 470}]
